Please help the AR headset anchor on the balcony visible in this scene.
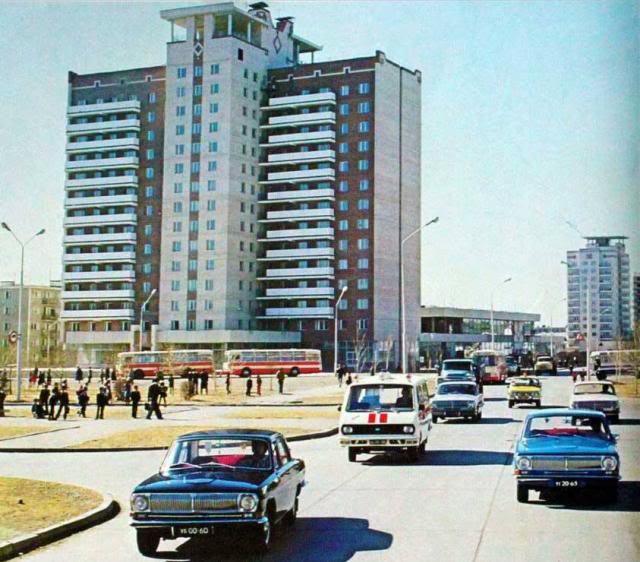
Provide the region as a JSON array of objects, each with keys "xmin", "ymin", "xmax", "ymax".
[
  {"xmin": 65, "ymin": 175, "xmax": 138, "ymax": 190},
  {"xmin": 262, "ymin": 130, "xmax": 336, "ymax": 147},
  {"xmin": 60, "ymin": 308, "xmax": 135, "ymax": 320},
  {"xmin": 262, "ymin": 150, "xmax": 335, "ymax": 167},
  {"xmin": 260, "ymin": 168, "xmax": 335, "ymax": 185},
  {"xmin": 261, "ymin": 227, "xmax": 334, "ymax": 241},
  {"xmin": 260, "ymin": 208, "xmax": 334, "ymax": 223},
  {"xmin": 67, "ymin": 137, "xmax": 139, "ymax": 153},
  {"xmin": 64, "ymin": 232, "xmax": 136, "ymax": 245},
  {"xmin": 259, "ymin": 307, "xmax": 333, "ymax": 319},
  {"xmin": 66, "ymin": 156, "xmax": 139, "ymax": 172},
  {"xmin": 64, "ymin": 331, "xmax": 132, "ymax": 345},
  {"xmin": 261, "ymin": 188, "xmax": 335, "ymax": 204},
  {"xmin": 261, "ymin": 111, "xmax": 335, "ymax": 130},
  {"xmin": 64, "ymin": 251, "xmax": 136, "ymax": 264},
  {"xmin": 62, "ymin": 289, "xmax": 135, "ymax": 301},
  {"xmin": 67, "ymin": 100, "xmax": 141, "ymax": 117},
  {"xmin": 64, "ymin": 213, "xmax": 137, "ymax": 227},
  {"xmin": 261, "ymin": 267, "xmax": 334, "ymax": 279},
  {"xmin": 263, "ymin": 92, "xmax": 336, "ymax": 111},
  {"xmin": 260, "ymin": 247, "xmax": 334, "ymax": 261},
  {"xmin": 260, "ymin": 287, "xmax": 335, "ymax": 299},
  {"xmin": 66, "ymin": 119, "xmax": 141, "ymax": 134},
  {"xmin": 63, "ymin": 270, "xmax": 135, "ymax": 282},
  {"xmin": 65, "ymin": 194, "xmax": 138, "ymax": 208}
]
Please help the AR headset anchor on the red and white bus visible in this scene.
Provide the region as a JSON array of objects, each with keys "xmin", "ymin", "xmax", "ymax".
[
  {"xmin": 471, "ymin": 350, "xmax": 508, "ymax": 384},
  {"xmin": 222, "ymin": 349, "xmax": 322, "ymax": 377},
  {"xmin": 116, "ymin": 350, "xmax": 214, "ymax": 379}
]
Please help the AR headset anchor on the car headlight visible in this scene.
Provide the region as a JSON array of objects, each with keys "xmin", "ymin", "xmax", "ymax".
[
  {"xmin": 131, "ymin": 494, "xmax": 149, "ymax": 512},
  {"xmin": 601, "ymin": 456, "xmax": 618, "ymax": 471},
  {"xmin": 516, "ymin": 457, "xmax": 532, "ymax": 471},
  {"xmin": 238, "ymin": 494, "xmax": 258, "ymax": 512},
  {"xmin": 342, "ymin": 425, "xmax": 353, "ymax": 434},
  {"xmin": 402, "ymin": 425, "xmax": 414, "ymax": 434}
]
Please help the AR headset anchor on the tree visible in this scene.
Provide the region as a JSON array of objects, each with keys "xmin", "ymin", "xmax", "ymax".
[{"xmin": 353, "ymin": 329, "xmax": 370, "ymax": 373}]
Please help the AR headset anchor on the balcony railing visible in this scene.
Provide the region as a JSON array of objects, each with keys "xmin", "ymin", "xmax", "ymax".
[
  {"xmin": 63, "ymin": 270, "xmax": 135, "ymax": 281},
  {"xmin": 261, "ymin": 227, "xmax": 334, "ymax": 241},
  {"xmin": 261, "ymin": 266, "xmax": 334, "ymax": 279},
  {"xmin": 261, "ymin": 208, "xmax": 334, "ymax": 223},
  {"xmin": 64, "ymin": 232, "xmax": 136, "ymax": 245},
  {"xmin": 261, "ymin": 168, "xmax": 335, "ymax": 184},
  {"xmin": 261, "ymin": 287, "xmax": 335, "ymax": 299},
  {"xmin": 68, "ymin": 100, "xmax": 141, "ymax": 117},
  {"xmin": 65, "ymin": 175, "xmax": 138, "ymax": 190},
  {"xmin": 66, "ymin": 119, "xmax": 141, "ymax": 134},
  {"xmin": 64, "ymin": 213, "xmax": 137, "ymax": 226},
  {"xmin": 261, "ymin": 111, "xmax": 335, "ymax": 130},
  {"xmin": 262, "ymin": 150, "xmax": 335, "ymax": 166},
  {"xmin": 60, "ymin": 308, "xmax": 135, "ymax": 320},
  {"xmin": 262, "ymin": 130, "xmax": 336, "ymax": 147},
  {"xmin": 260, "ymin": 247, "xmax": 334, "ymax": 261},
  {"xmin": 263, "ymin": 92, "xmax": 336, "ymax": 110},
  {"xmin": 62, "ymin": 289, "xmax": 135, "ymax": 301},
  {"xmin": 65, "ymin": 194, "xmax": 138, "ymax": 208},
  {"xmin": 67, "ymin": 137, "xmax": 139, "ymax": 153},
  {"xmin": 261, "ymin": 188, "xmax": 335, "ymax": 204},
  {"xmin": 66, "ymin": 156, "xmax": 139, "ymax": 172},
  {"xmin": 259, "ymin": 307, "xmax": 333, "ymax": 318},
  {"xmin": 63, "ymin": 251, "xmax": 136, "ymax": 263}
]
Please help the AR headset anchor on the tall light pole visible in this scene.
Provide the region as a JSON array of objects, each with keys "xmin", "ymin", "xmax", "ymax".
[
  {"xmin": 490, "ymin": 277, "xmax": 512, "ymax": 348},
  {"xmin": 333, "ymin": 285, "xmax": 348, "ymax": 374},
  {"xmin": 139, "ymin": 288, "xmax": 157, "ymax": 352},
  {"xmin": 1, "ymin": 223, "xmax": 45, "ymax": 401},
  {"xmin": 401, "ymin": 216, "xmax": 439, "ymax": 373}
]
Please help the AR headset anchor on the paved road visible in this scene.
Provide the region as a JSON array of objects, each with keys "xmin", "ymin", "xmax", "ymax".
[{"xmin": 1, "ymin": 377, "xmax": 638, "ymax": 562}]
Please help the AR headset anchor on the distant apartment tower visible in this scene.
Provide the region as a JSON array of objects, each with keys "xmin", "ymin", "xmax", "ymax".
[
  {"xmin": 566, "ymin": 236, "xmax": 632, "ymax": 346},
  {"xmin": 62, "ymin": 66, "xmax": 166, "ymax": 363},
  {"xmin": 634, "ymin": 273, "xmax": 640, "ymax": 328}
]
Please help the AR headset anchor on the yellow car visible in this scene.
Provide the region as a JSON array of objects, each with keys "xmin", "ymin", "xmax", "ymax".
[{"xmin": 508, "ymin": 377, "xmax": 541, "ymax": 408}]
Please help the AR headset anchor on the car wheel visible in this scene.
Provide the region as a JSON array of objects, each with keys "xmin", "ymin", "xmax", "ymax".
[
  {"xmin": 284, "ymin": 496, "xmax": 299, "ymax": 527},
  {"xmin": 253, "ymin": 513, "xmax": 272, "ymax": 553},
  {"xmin": 508, "ymin": 400, "xmax": 514, "ymax": 408},
  {"xmin": 610, "ymin": 414, "xmax": 619, "ymax": 424},
  {"xmin": 419, "ymin": 437, "xmax": 427, "ymax": 454},
  {"xmin": 517, "ymin": 483, "xmax": 529, "ymax": 503},
  {"xmin": 432, "ymin": 415, "xmax": 438, "ymax": 423},
  {"xmin": 136, "ymin": 530, "xmax": 160, "ymax": 557},
  {"xmin": 348, "ymin": 449, "xmax": 358, "ymax": 462},
  {"xmin": 241, "ymin": 368, "xmax": 251, "ymax": 378},
  {"xmin": 475, "ymin": 411, "xmax": 482, "ymax": 422},
  {"xmin": 534, "ymin": 400, "xmax": 541, "ymax": 408},
  {"xmin": 289, "ymin": 367, "xmax": 299, "ymax": 377},
  {"xmin": 407, "ymin": 445, "xmax": 420, "ymax": 463}
]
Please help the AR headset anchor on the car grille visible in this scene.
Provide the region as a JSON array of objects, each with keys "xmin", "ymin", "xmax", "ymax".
[
  {"xmin": 149, "ymin": 493, "xmax": 239, "ymax": 513},
  {"xmin": 530, "ymin": 456, "xmax": 602, "ymax": 471},
  {"xmin": 433, "ymin": 401, "xmax": 472, "ymax": 409},
  {"xmin": 351, "ymin": 424, "xmax": 407, "ymax": 435},
  {"xmin": 512, "ymin": 392, "xmax": 537, "ymax": 399},
  {"xmin": 574, "ymin": 400, "xmax": 617, "ymax": 411}
]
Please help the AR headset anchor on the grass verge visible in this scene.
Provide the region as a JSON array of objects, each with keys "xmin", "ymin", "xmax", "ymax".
[
  {"xmin": 220, "ymin": 407, "xmax": 339, "ymax": 421},
  {"xmin": 0, "ymin": 426, "xmax": 57, "ymax": 440},
  {"xmin": 0, "ymin": 476, "xmax": 102, "ymax": 542}
]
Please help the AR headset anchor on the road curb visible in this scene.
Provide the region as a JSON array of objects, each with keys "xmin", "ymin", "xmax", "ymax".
[
  {"xmin": 0, "ymin": 492, "xmax": 119, "ymax": 561},
  {"xmin": 0, "ymin": 427, "xmax": 339, "ymax": 453},
  {"xmin": 4, "ymin": 401, "xmax": 342, "ymax": 408}
]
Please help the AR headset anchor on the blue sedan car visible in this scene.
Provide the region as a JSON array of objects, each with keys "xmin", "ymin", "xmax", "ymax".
[{"xmin": 514, "ymin": 409, "xmax": 620, "ymax": 503}]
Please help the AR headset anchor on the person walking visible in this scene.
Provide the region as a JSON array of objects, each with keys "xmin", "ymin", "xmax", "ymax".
[
  {"xmin": 104, "ymin": 367, "xmax": 110, "ymax": 383},
  {"xmin": 87, "ymin": 367, "xmax": 93, "ymax": 384},
  {"xmin": 146, "ymin": 378, "xmax": 163, "ymax": 420},
  {"xmin": 55, "ymin": 383, "xmax": 70, "ymax": 420},
  {"xmin": 75, "ymin": 365, "xmax": 83, "ymax": 383},
  {"xmin": 168, "ymin": 374, "xmax": 175, "ymax": 395},
  {"xmin": 37, "ymin": 370, "xmax": 45, "ymax": 387},
  {"xmin": 225, "ymin": 373, "xmax": 231, "ymax": 394},
  {"xmin": 48, "ymin": 384, "xmax": 60, "ymax": 421},
  {"xmin": 256, "ymin": 374, "xmax": 262, "ymax": 396},
  {"xmin": 130, "ymin": 385, "xmax": 141, "ymax": 418},
  {"xmin": 346, "ymin": 373, "xmax": 353, "ymax": 386},
  {"xmin": 245, "ymin": 377, "xmax": 253, "ymax": 397},
  {"xmin": 95, "ymin": 387, "xmax": 107, "ymax": 420},
  {"xmin": 201, "ymin": 372, "xmax": 209, "ymax": 395},
  {"xmin": 46, "ymin": 369, "xmax": 52, "ymax": 386},
  {"xmin": 39, "ymin": 384, "xmax": 51, "ymax": 416},
  {"xmin": 276, "ymin": 370, "xmax": 285, "ymax": 394},
  {"xmin": 336, "ymin": 364, "xmax": 345, "ymax": 387},
  {"xmin": 77, "ymin": 385, "xmax": 89, "ymax": 418},
  {"xmin": 124, "ymin": 380, "xmax": 132, "ymax": 404},
  {"xmin": 159, "ymin": 382, "xmax": 168, "ymax": 407}
]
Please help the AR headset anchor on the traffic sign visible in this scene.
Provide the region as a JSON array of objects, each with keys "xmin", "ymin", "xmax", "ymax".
[{"xmin": 7, "ymin": 331, "xmax": 18, "ymax": 345}]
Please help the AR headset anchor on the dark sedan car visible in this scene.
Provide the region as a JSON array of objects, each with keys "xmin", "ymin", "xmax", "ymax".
[{"xmin": 130, "ymin": 429, "xmax": 305, "ymax": 556}]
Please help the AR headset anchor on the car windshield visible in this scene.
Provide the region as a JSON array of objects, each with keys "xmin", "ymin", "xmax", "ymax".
[
  {"xmin": 438, "ymin": 384, "xmax": 476, "ymax": 395},
  {"xmin": 511, "ymin": 378, "xmax": 539, "ymax": 387},
  {"xmin": 443, "ymin": 361, "xmax": 472, "ymax": 371},
  {"xmin": 525, "ymin": 415, "xmax": 611, "ymax": 439},
  {"xmin": 574, "ymin": 383, "xmax": 616, "ymax": 395},
  {"xmin": 537, "ymin": 357, "xmax": 552, "ymax": 362},
  {"xmin": 160, "ymin": 437, "xmax": 273, "ymax": 473},
  {"xmin": 346, "ymin": 384, "xmax": 414, "ymax": 411},
  {"xmin": 476, "ymin": 355, "xmax": 497, "ymax": 367}
]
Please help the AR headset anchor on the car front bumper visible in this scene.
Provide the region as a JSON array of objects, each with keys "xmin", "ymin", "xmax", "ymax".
[
  {"xmin": 516, "ymin": 474, "xmax": 619, "ymax": 490},
  {"xmin": 432, "ymin": 407, "xmax": 476, "ymax": 418},
  {"xmin": 340, "ymin": 435, "xmax": 420, "ymax": 450},
  {"xmin": 131, "ymin": 515, "xmax": 268, "ymax": 535}
]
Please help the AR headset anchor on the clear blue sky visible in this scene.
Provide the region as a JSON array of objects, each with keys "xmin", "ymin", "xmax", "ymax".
[{"xmin": 0, "ymin": 0, "xmax": 637, "ymax": 325}]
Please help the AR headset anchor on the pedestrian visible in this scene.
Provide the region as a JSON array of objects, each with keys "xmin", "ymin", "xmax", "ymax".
[
  {"xmin": 225, "ymin": 373, "xmax": 231, "ymax": 394},
  {"xmin": 32, "ymin": 399, "xmax": 46, "ymax": 419},
  {"xmin": 104, "ymin": 380, "xmax": 112, "ymax": 404},
  {"xmin": 75, "ymin": 365, "xmax": 83, "ymax": 383},
  {"xmin": 104, "ymin": 367, "xmax": 110, "ymax": 382},
  {"xmin": 246, "ymin": 377, "xmax": 253, "ymax": 397},
  {"xmin": 95, "ymin": 387, "xmax": 107, "ymax": 420},
  {"xmin": 124, "ymin": 380, "xmax": 132, "ymax": 404},
  {"xmin": 159, "ymin": 382, "xmax": 168, "ymax": 407},
  {"xmin": 29, "ymin": 370, "xmax": 36, "ymax": 388},
  {"xmin": 77, "ymin": 385, "xmax": 89, "ymax": 418},
  {"xmin": 55, "ymin": 383, "xmax": 70, "ymax": 420},
  {"xmin": 48, "ymin": 384, "xmax": 60, "ymax": 420},
  {"xmin": 336, "ymin": 364, "xmax": 345, "ymax": 387},
  {"xmin": 256, "ymin": 374, "xmax": 262, "ymax": 396},
  {"xmin": 346, "ymin": 373, "xmax": 353, "ymax": 386},
  {"xmin": 37, "ymin": 370, "xmax": 45, "ymax": 387},
  {"xmin": 146, "ymin": 378, "xmax": 163, "ymax": 420},
  {"xmin": 201, "ymin": 372, "xmax": 209, "ymax": 395},
  {"xmin": 87, "ymin": 367, "xmax": 93, "ymax": 384},
  {"xmin": 39, "ymin": 384, "xmax": 51, "ymax": 416},
  {"xmin": 111, "ymin": 367, "xmax": 117, "ymax": 382},
  {"xmin": 168, "ymin": 374, "xmax": 175, "ymax": 394},
  {"xmin": 369, "ymin": 364, "xmax": 375, "ymax": 377},
  {"xmin": 131, "ymin": 385, "xmax": 141, "ymax": 418},
  {"xmin": 276, "ymin": 369, "xmax": 285, "ymax": 394},
  {"xmin": 100, "ymin": 369, "xmax": 105, "ymax": 384},
  {"xmin": 46, "ymin": 369, "xmax": 52, "ymax": 385}
]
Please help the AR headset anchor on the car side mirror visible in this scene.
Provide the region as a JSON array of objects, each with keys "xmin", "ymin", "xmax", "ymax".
[
  {"xmin": 337, "ymin": 405, "xmax": 342, "ymax": 412},
  {"xmin": 612, "ymin": 433, "xmax": 619, "ymax": 441}
]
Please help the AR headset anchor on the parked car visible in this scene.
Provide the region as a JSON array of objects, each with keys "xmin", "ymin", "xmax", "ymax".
[
  {"xmin": 507, "ymin": 377, "xmax": 541, "ymax": 408},
  {"xmin": 534, "ymin": 355, "xmax": 556, "ymax": 375},
  {"xmin": 505, "ymin": 356, "xmax": 521, "ymax": 377},
  {"xmin": 339, "ymin": 373, "xmax": 431, "ymax": 462},
  {"xmin": 437, "ymin": 359, "xmax": 478, "ymax": 385},
  {"xmin": 130, "ymin": 429, "xmax": 305, "ymax": 556},
  {"xmin": 432, "ymin": 381, "xmax": 483, "ymax": 423},
  {"xmin": 570, "ymin": 381, "xmax": 620, "ymax": 423},
  {"xmin": 514, "ymin": 409, "xmax": 620, "ymax": 503}
]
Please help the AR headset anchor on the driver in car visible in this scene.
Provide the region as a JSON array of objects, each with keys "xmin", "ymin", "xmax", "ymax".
[
  {"xmin": 240, "ymin": 440, "xmax": 271, "ymax": 468},
  {"xmin": 395, "ymin": 387, "xmax": 413, "ymax": 408}
]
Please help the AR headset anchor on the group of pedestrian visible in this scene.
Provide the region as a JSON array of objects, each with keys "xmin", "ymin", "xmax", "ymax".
[
  {"xmin": 243, "ymin": 370, "xmax": 287, "ymax": 397},
  {"xmin": 335, "ymin": 364, "xmax": 353, "ymax": 386}
]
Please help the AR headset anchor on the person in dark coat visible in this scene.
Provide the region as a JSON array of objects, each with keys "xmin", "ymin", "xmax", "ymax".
[
  {"xmin": 95, "ymin": 387, "xmax": 108, "ymax": 419},
  {"xmin": 104, "ymin": 367, "xmax": 110, "ymax": 382},
  {"xmin": 159, "ymin": 382, "xmax": 168, "ymax": 407},
  {"xmin": 130, "ymin": 385, "xmax": 141, "ymax": 418},
  {"xmin": 111, "ymin": 367, "xmax": 117, "ymax": 382},
  {"xmin": 75, "ymin": 366, "xmax": 83, "ymax": 382},
  {"xmin": 276, "ymin": 370, "xmax": 285, "ymax": 394},
  {"xmin": 245, "ymin": 377, "xmax": 253, "ymax": 397},
  {"xmin": 39, "ymin": 384, "xmax": 51, "ymax": 416},
  {"xmin": 55, "ymin": 384, "xmax": 70, "ymax": 420},
  {"xmin": 201, "ymin": 372, "xmax": 209, "ymax": 395},
  {"xmin": 87, "ymin": 367, "xmax": 93, "ymax": 384},
  {"xmin": 48, "ymin": 385, "xmax": 60, "ymax": 421},
  {"xmin": 146, "ymin": 379, "xmax": 163, "ymax": 420},
  {"xmin": 37, "ymin": 370, "xmax": 45, "ymax": 387},
  {"xmin": 77, "ymin": 385, "xmax": 89, "ymax": 418},
  {"xmin": 168, "ymin": 374, "xmax": 175, "ymax": 394},
  {"xmin": 32, "ymin": 399, "xmax": 46, "ymax": 419},
  {"xmin": 46, "ymin": 369, "xmax": 52, "ymax": 385},
  {"xmin": 256, "ymin": 374, "xmax": 262, "ymax": 396},
  {"xmin": 225, "ymin": 373, "xmax": 231, "ymax": 394}
]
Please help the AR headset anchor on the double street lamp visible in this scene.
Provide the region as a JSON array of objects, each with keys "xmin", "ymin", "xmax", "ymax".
[
  {"xmin": 490, "ymin": 277, "xmax": 512, "ymax": 348},
  {"xmin": 1, "ymin": 223, "xmax": 46, "ymax": 401},
  {"xmin": 401, "ymin": 216, "xmax": 439, "ymax": 373},
  {"xmin": 333, "ymin": 285, "xmax": 348, "ymax": 374}
]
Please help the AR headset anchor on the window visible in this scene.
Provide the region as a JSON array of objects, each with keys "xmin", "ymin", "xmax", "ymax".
[
  {"xmin": 177, "ymin": 67, "xmax": 187, "ymax": 79},
  {"xmin": 207, "ymin": 200, "xmax": 216, "ymax": 211},
  {"xmin": 145, "ymin": 167, "xmax": 154, "ymax": 179},
  {"xmin": 170, "ymin": 280, "xmax": 180, "ymax": 291},
  {"xmin": 358, "ymin": 140, "xmax": 369, "ymax": 152},
  {"xmin": 143, "ymin": 243, "xmax": 152, "ymax": 255},
  {"xmin": 210, "ymin": 102, "xmax": 219, "ymax": 113},
  {"xmin": 176, "ymin": 124, "xmax": 185, "ymax": 136},
  {"xmin": 145, "ymin": 205, "xmax": 153, "ymax": 216},
  {"xmin": 339, "ymin": 103, "xmax": 349, "ymax": 115},
  {"xmin": 173, "ymin": 182, "xmax": 183, "ymax": 194},
  {"xmin": 357, "ymin": 101, "xmax": 370, "ymax": 113},
  {"xmin": 340, "ymin": 123, "xmax": 349, "ymax": 134},
  {"xmin": 357, "ymin": 278, "xmax": 368, "ymax": 290},
  {"xmin": 358, "ymin": 121, "xmax": 369, "ymax": 133},
  {"xmin": 357, "ymin": 199, "xmax": 369, "ymax": 210},
  {"xmin": 147, "ymin": 111, "xmax": 155, "ymax": 122},
  {"xmin": 357, "ymin": 298, "xmax": 369, "ymax": 310},
  {"xmin": 175, "ymin": 144, "xmax": 185, "ymax": 155},
  {"xmin": 338, "ymin": 142, "xmax": 349, "ymax": 154},
  {"xmin": 338, "ymin": 240, "xmax": 349, "ymax": 251},
  {"xmin": 192, "ymin": 142, "xmax": 201, "ymax": 154},
  {"xmin": 339, "ymin": 161, "xmax": 349, "ymax": 172},
  {"xmin": 206, "ymin": 219, "xmax": 216, "ymax": 230},
  {"xmin": 193, "ymin": 104, "xmax": 202, "ymax": 116},
  {"xmin": 194, "ymin": 65, "xmax": 203, "ymax": 77},
  {"xmin": 338, "ymin": 200, "xmax": 349, "ymax": 211},
  {"xmin": 209, "ymin": 122, "xmax": 218, "ymax": 132},
  {"xmin": 191, "ymin": 161, "xmax": 200, "ymax": 174},
  {"xmin": 172, "ymin": 221, "xmax": 182, "ymax": 232},
  {"xmin": 357, "ymin": 218, "xmax": 369, "ymax": 229},
  {"xmin": 176, "ymin": 106, "xmax": 186, "ymax": 116},
  {"xmin": 338, "ymin": 259, "xmax": 348, "ymax": 270},
  {"xmin": 187, "ymin": 299, "xmax": 197, "ymax": 311},
  {"xmin": 172, "ymin": 241, "xmax": 181, "ymax": 252},
  {"xmin": 142, "ymin": 263, "xmax": 152, "ymax": 274},
  {"xmin": 358, "ymin": 82, "xmax": 370, "ymax": 94},
  {"xmin": 358, "ymin": 160, "xmax": 369, "ymax": 171},
  {"xmin": 170, "ymin": 320, "xmax": 180, "ymax": 330},
  {"xmin": 206, "ymin": 239, "xmax": 215, "ymax": 250},
  {"xmin": 315, "ymin": 320, "xmax": 329, "ymax": 331},
  {"xmin": 170, "ymin": 301, "xmax": 179, "ymax": 311},
  {"xmin": 207, "ymin": 180, "xmax": 216, "ymax": 191},
  {"xmin": 208, "ymin": 161, "xmax": 217, "ymax": 172},
  {"xmin": 144, "ymin": 224, "xmax": 153, "ymax": 236},
  {"xmin": 189, "ymin": 220, "xmax": 198, "ymax": 233},
  {"xmin": 173, "ymin": 201, "xmax": 183, "ymax": 213},
  {"xmin": 208, "ymin": 141, "xmax": 218, "ymax": 153},
  {"xmin": 357, "ymin": 318, "xmax": 368, "ymax": 331},
  {"xmin": 339, "ymin": 180, "xmax": 349, "ymax": 192},
  {"xmin": 339, "ymin": 299, "xmax": 348, "ymax": 310},
  {"xmin": 171, "ymin": 261, "xmax": 181, "ymax": 272},
  {"xmin": 145, "ymin": 186, "xmax": 154, "ymax": 197},
  {"xmin": 340, "ymin": 85, "xmax": 350, "ymax": 96},
  {"xmin": 237, "ymin": 48, "xmax": 244, "ymax": 61},
  {"xmin": 176, "ymin": 86, "xmax": 186, "ymax": 97},
  {"xmin": 146, "ymin": 130, "xmax": 156, "ymax": 141},
  {"xmin": 357, "ymin": 258, "xmax": 369, "ymax": 269},
  {"xmin": 188, "ymin": 259, "xmax": 197, "ymax": 272},
  {"xmin": 359, "ymin": 179, "xmax": 369, "ymax": 191},
  {"xmin": 148, "ymin": 92, "xmax": 157, "ymax": 104},
  {"xmin": 189, "ymin": 200, "xmax": 199, "ymax": 212},
  {"xmin": 338, "ymin": 219, "xmax": 348, "ymax": 231},
  {"xmin": 211, "ymin": 63, "xmax": 220, "ymax": 75},
  {"xmin": 210, "ymin": 83, "xmax": 219, "ymax": 94},
  {"xmin": 357, "ymin": 238, "xmax": 369, "ymax": 249}
]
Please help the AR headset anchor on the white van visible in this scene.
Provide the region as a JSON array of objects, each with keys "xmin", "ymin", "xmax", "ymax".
[{"xmin": 339, "ymin": 374, "xmax": 432, "ymax": 463}]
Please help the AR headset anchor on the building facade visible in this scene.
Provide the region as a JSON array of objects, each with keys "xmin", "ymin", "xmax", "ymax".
[
  {"xmin": 634, "ymin": 273, "xmax": 640, "ymax": 329},
  {"xmin": 0, "ymin": 281, "xmax": 61, "ymax": 368},
  {"xmin": 566, "ymin": 236, "xmax": 632, "ymax": 348},
  {"xmin": 61, "ymin": 1, "xmax": 421, "ymax": 369}
]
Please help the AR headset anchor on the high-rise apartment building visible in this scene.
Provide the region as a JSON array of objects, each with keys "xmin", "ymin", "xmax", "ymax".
[
  {"xmin": 566, "ymin": 236, "xmax": 632, "ymax": 347},
  {"xmin": 61, "ymin": 1, "xmax": 421, "ymax": 369},
  {"xmin": 633, "ymin": 273, "xmax": 640, "ymax": 328}
]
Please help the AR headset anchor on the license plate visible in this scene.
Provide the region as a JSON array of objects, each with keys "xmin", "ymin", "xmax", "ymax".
[
  {"xmin": 175, "ymin": 526, "xmax": 213, "ymax": 537},
  {"xmin": 370, "ymin": 439, "xmax": 387, "ymax": 445},
  {"xmin": 554, "ymin": 480, "xmax": 579, "ymax": 488}
]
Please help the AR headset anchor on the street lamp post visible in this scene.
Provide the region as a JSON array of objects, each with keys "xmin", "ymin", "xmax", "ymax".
[
  {"xmin": 333, "ymin": 286, "xmax": 348, "ymax": 374},
  {"xmin": 1, "ymin": 223, "xmax": 45, "ymax": 401},
  {"xmin": 139, "ymin": 288, "xmax": 157, "ymax": 352},
  {"xmin": 490, "ymin": 277, "xmax": 512, "ymax": 348},
  {"xmin": 401, "ymin": 216, "xmax": 439, "ymax": 373}
]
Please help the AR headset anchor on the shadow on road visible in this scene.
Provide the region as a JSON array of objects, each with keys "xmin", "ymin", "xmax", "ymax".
[
  {"xmin": 542, "ymin": 481, "xmax": 640, "ymax": 513},
  {"xmin": 155, "ymin": 517, "xmax": 393, "ymax": 561},
  {"xmin": 614, "ymin": 418, "xmax": 640, "ymax": 426},
  {"xmin": 363, "ymin": 449, "xmax": 513, "ymax": 467},
  {"xmin": 436, "ymin": 417, "xmax": 515, "ymax": 425},
  {"xmin": 483, "ymin": 397, "xmax": 507, "ymax": 402}
]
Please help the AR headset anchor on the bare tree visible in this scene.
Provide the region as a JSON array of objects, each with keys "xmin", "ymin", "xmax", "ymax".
[{"xmin": 353, "ymin": 329, "xmax": 370, "ymax": 374}]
